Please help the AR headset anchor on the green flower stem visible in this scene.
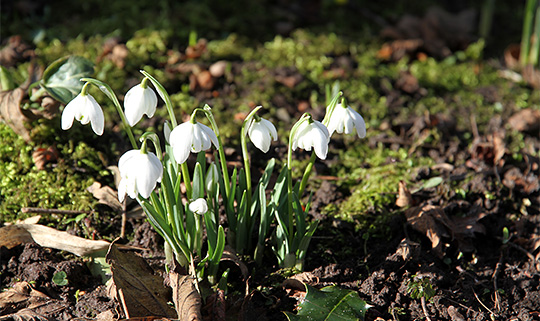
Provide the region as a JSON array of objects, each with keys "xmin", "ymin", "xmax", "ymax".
[
  {"xmin": 29, "ymin": 87, "xmax": 48, "ymax": 102},
  {"xmin": 80, "ymin": 78, "xmax": 138, "ymax": 149},
  {"xmin": 139, "ymin": 132, "xmax": 162, "ymax": 159},
  {"xmin": 287, "ymin": 113, "xmax": 310, "ymax": 239},
  {"xmin": 322, "ymin": 91, "xmax": 343, "ymax": 127},
  {"xmin": 195, "ymin": 214, "xmax": 203, "ymax": 257},
  {"xmin": 298, "ymin": 151, "xmax": 317, "ymax": 198},
  {"xmin": 240, "ymin": 106, "xmax": 262, "ymax": 207},
  {"xmin": 140, "ymin": 70, "xmax": 178, "ymax": 127},
  {"xmin": 203, "ymin": 105, "xmax": 231, "ymax": 198},
  {"xmin": 140, "ymin": 77, "xmax": 150, "ymax": 89},
  {"xmin": 182, "ymin": 162, "xmax": 192, "ymax": 199}
]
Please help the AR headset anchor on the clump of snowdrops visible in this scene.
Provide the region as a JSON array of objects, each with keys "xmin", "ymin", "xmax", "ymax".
[{"xmin": 62, "ymin": 71, "xmax": 366, "ymax": 283}]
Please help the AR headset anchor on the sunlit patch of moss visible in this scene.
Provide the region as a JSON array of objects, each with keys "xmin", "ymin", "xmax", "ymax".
[
  {"xmin": 325, "ymin": 143, "xmax": 433, "ymax": 223},
  {"xmin": 247, "ymin": 30, "xmax": 349, "ymax": 82},
  {"xmin": 207, "ymin": 34, "xmax": 253, "ymax": 60},
  {"xmin": 126, "ymin": 30, "xmax": 171, "ymax": 66},
  {"xmin": 0, "ymin": 123, "xmax": 103, "ymax": 223}
]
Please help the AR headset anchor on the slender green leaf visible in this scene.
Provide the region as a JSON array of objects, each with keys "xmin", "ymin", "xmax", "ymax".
[
  {"xmin": 422, "ymin": 176, "xmax": 443, "ymax": 189},
  {"xmin": 192, "ymin": 162, "xmax": 204, "ymax": 200}
]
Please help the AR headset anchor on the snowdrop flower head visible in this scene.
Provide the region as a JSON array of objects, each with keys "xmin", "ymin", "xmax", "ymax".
[
  {"xmin": 117, "ymin": 149, "xmax": 163, "ymax": 201},
  {"xmin": 326, "ymin": 103, "xmax": 366, "ymax": 138},
  {"xmin": 247, "ymin": 116, "xmax": 278, "ymax": 153},
  {"xmin": 189, "ymin": 198, "xmax": 208, "ymax": 215},
  {"xmin": 169, "ymin": 120, "xmax": 219, "ymax": 164},
  {"xmin": 123, "ymin": 79, "xmax": 158, "ymax": 127},
  {"xmin": 61, "ymin": 83, "xmax": 104, "ymax": 135},
  {"xmin": 292, "ymin": 117, "xmax": 330, "ymax": 160}
]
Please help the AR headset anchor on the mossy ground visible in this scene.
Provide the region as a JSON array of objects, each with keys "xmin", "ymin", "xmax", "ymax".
[
  {"xmin": 1, "ymin": 1, "xmax": 538, "ymax": 231},
  {"xmin": 2, "ymin": 1, "xmax": 540, "ymax": 320}
]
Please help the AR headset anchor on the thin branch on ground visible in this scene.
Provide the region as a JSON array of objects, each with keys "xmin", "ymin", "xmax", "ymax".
[{"xmin": 420, "ymin": 297, "xmax": 432, "ymax": 321}]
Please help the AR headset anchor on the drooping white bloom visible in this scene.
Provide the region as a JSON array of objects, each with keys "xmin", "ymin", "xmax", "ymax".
[
  {"xmin": 123, "ymin": 83, "xmax": 158, "ymax": 126},
  {"xmin": 189, "ymin": 198, "xmax": 208, "ymax": 215},
  {"xmin": 117, "ymin": 149, "xmax": 163, "ymax": 201},
  {"xmin": 326, "ymin": 103, "xmax": 366, "ymax": 138},
  {"xmin": 247, "ymin": 117, "xmax": 278, "ymax": 153},
  {"xmin": 61, "ymin": 93, "xmax": 105, "ymax": 135},
  {"xmin": 292, "ymin": 119, "xmax": 330, "ymax": 160},
  {"xmin": 169, "ymin": 121, "xmax": 219, "ymax": 164}
]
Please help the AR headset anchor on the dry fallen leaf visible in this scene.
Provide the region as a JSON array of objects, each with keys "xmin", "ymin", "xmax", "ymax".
[
  {"xmin": 221, "ymin": 246, "xmax": 249, "ymax": 280},
  {"xmin": 0, "ymin": 88, "xmax": 34, "ymax": 141},
  {"xmin": 0, "ymin": 224, "xmax": 110, "ymax": 256},
  {"xmin": 32, "ymin": 146, "xmax": 58, "ymax": 170},
  {"xmin": 168, "ymin": 271, "xmax": 202, "ymax": 321},
  {"xmin": 0, "ymin": 35, "xmax": 35, "ymax": 68},
  {"xmin": 503, "ymin": 167, "xmax": 540, "ymax": 194},
  {"xmin": 106, "ymin": 241, "xmax": 177, "ymax": 319},
  {"xmin": 202, "ymin": 289, "xmax": 226, "ymax": 321},
  {"xmin": 185, "ymin": 39, "xmax": 207, "ymax": 59},
  {"xmin": 405, "ymin": 203, "xmax": 488, "ymax": 257},
  {"xmin": 0, "ymin": 282, "xmax": 62, "ymax": 318},
  {"xmin": 508, "ymin": 108, "xmax": 540, "ymax": 133},
  {"xmin": 379, "ymin": 6, "xmax": 476, "ymax": 61},
  {"xmin": 405, "ymin": 204, "xmax": 452, "ymax": 257},
  {"xmin": 87, "ymin": 181, "xmax": 123, "ymax": 212}
]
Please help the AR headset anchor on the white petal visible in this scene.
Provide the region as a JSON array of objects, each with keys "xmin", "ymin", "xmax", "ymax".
[
  {"xmin": 61, "ymin": 95, "xmax": 80, "ymax": 130},
  {"xmin": 118, "ymin": 150, "xmax": 140, "ymax": 175},
  {"xmin": 189, "ymin": 198, "xmax": 208, "ymax": 215},
  {"xmin": 125, "ymin": 175, "xmax": 138, "ymax": 199},
  {"xmin": 142, "ymin": 87, "xmax": 157, "ymax": 117},
  {"xmin": 199, "ymin": 123, "xmax": 219, "ymax": 149},
  {"xmin": 191, "ymin": 123, "xmax": 205, "ymax": 152},
  {"xmin": 83, "ymin": 94, "xmax": 104, "ymax": 135},
  {"xmin": 118, "ymin": 178, "xmax": 127, "ymax": 202},
  {"xmin": 124, "ymin": 85, "xmax": 158, "ymax": 127},
  {"xmin": 262, "ymin": 118, "xmax": 278, "ymax": 141},
  {"xmin": 170, "ymin": 123, "xmax": 193, "ymax": 164},
  {"xmin": 292, "ymin": 121, "xmax": 309, "ymax": 151},
  {"xmin": 348, "ymin": 107, "xmax": 366, "ymax": 138},
  {"xmin": 311, "ymin": 126, "xmax": 329, "ymax": 159},
  {"xmin": 249, "ymin": 121, "xmax": 272, "ymax": 153}
]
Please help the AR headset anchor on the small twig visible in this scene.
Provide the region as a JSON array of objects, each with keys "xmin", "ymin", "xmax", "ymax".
[
  {"xmin": 473, "ymin": 288, "xmax": 496, "ymax": 318},
  {"xmin": 21, "ymin": 207, "xmax": 89, "ymax": 215},
  {"xmin": 420, "ymin": 297, "xmax": 432, "ymax": 321},
  {"xmin": 492, "ymin": 250, "xmax": 505, "ymax": 313}
]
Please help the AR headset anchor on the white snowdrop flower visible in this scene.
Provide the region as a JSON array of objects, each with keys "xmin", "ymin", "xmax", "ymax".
[
  {"xmin": 247, "ymin": 117, "xmax": 278, "ymax": 153},
  {"xmin": 123, "ymin": 82, "xmax": 158, "ymax": 127},
  {"xmin": 326, "ymin": 103, "xmax": 366, "ymax": 138},
  {"xmin": 61, "ymin": 92, "xmax": 105, "ymax": 135},
  {"xmin": 169, "ymin": 121, "xmax": 219, "ymax": 164},
  {"xmin": 117, "ymin": 149, "xmax": 163, "ymax": 201},
  {"xmin": 189, "ymin": 198, "xmax": 208, "ymax": 215},
  {"xmin": 292, "ymin": 119, "xmax": 330, "ymax": 160}
]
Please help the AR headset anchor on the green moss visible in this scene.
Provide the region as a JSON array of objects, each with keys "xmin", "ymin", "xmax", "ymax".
[
  {"xmin": 323, "ymin": 142, "xmax": 433, "ymax": 231},
  {"xmin": 0, "ymin": 123, "xmax": 104, "ymax": 223}
]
